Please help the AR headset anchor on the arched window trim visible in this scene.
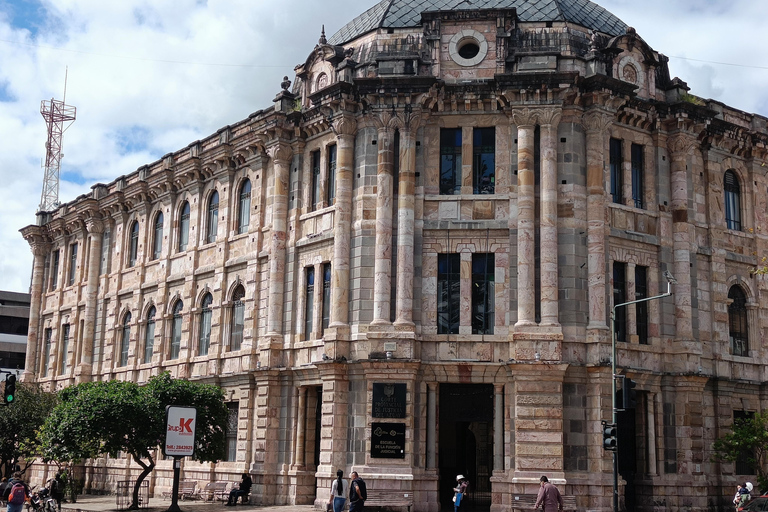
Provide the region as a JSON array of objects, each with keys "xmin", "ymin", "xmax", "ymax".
[
  {"xmin": 120, "ymin": 312, "xmax": 132, "ymax": 367},
  {"xmin": 198, "ymin": 293, "xmax": 213, "ymax": 356},
  {"xmin": 728, "ymin": 285, "xmax": 749, "ymax": 357},
  {"xmin": 128, "ymin": 221, "xmax": 139, "ymax": 267},
  {"xmin": 178, "ymin": 201, "xmax": 191, "ymax": 252},
  {"xmin": 230, "ymin": 285, "xmax": 246, "ymax": 351},
  {"xmin": 144, "ymin": 305, "xmax": 156, "ymax": 364},
  {"xmin": 238, "ymin": 180, "xmax": 251, "ymax": 235},
  {"xmin": 724, "ymin": 169, "xmax": 742, "ymax": 231},
  {"xmin": 152, "ymin": 212, "xmax": 164, "ymax": 260},
  {"xmin": 170, "ymin": 300, "xmax": 184, "ymax": 359}
]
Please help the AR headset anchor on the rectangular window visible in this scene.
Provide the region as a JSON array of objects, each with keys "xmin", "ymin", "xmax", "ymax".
[
  {"xmin": 100, "ymin": 231, "xmax": 111, "ymax": 275},
  {"xmin": 231, "ymin": 301, "xmax": 244, "ymax": 351},
  {"xmin": 473, "ymin": 127, "xmax": 495, "ymax": 194},
  {"xmin": 60, "ymin": 323, "xmax": 70, "ymax": 373},
  {"xmin": 311, "ymin": 150, "xmax": 321, "ymax": 210},
  {"xmin": 304, "ymin": 267, "xmax": 314, "ymax": 340},
  {"xmin": 635, "ymin": 266, "xmax": 648, "ymax": 344},
  {"xmin": 613, "ymin": 262, "xmax": 627, "ymax": 342},
  {"xmin": 225, "ymin": 402, "xmax": 239, "ymax": 462},
  {"xmin": 663, "ymin": 402, "xmax": 677, "ymax": 473},
  {"xmin": 440, "ymin": 128, "xmax": 462, "ymax": 195},
  {"xmin": 68, "ymin": 243, "xmax": 78, "ymax": 286},
  {"xmin": 631, "ymin": 143, "xmax": 644, "ymax": 209},
  {"xmin": 321, "ymin": 263, "xmax": 331, "ymax": 337},
  {"xmin": 51, "ymin": 250, "xmax": 60, "ymax": 290},
  {"xmin": 610, "ymin": 138, "xmax": 623, "ymax": 204},
  {"xmin": 326, "ymin": 145, "xmax": 337, "ymax": 205},
  {"xmin": 171, "ymin": 315, "xmax": 182, "ymax": 360},
  {"xmin": 472, "ymin": 253, "xmax": 495, "ymax": 334},
  {"xmin": 437, "ymin": 254, "xmax": 460, "ymax": 334},
  {"xmin": 43, "ymin": 328, "xmax": 52, "ymax": 376}
]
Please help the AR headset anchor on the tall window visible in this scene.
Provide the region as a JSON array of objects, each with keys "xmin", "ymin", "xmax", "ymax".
[
  {"xmin": 473, "ymin": 127, "xmax": 495, "ymax": 194},
  {"xmin": 311, "ymin": 150, "xmax": 321, "ymax": 210},
  {"xmin": 631, "ymin": 143, "xmax": 644, "ymax": 209},
  {"xmin": 198, "ymin": 293, "xmax": 213, "ymax": 356},
  {"xmin": 610, "ymin": 138, "xmax": 623, "ymax": 204},
  {"xmin": 129, "ymin": 221, "xmax": 139, "ymax": 267},
  {"xmin": 230, "ymin": 286, "xmax": 245, "ymax": 351},
  {"xmin": 60, "ymin": 323, "xmax": 70, "ymax": 373},
  {"xmin": 144, "ymin": 306, "xmax": 156, "ymax": 364},
  {"xmin": 304, "ymin": 267, "xmax": 314, "ymax": 340},
  {"xmin": 100, "ymin": 230, "xmax": 111, "ymax": 275},
  {"xmin": 120, "ymin": 312, "xmax": 131, "ymax": 367},
  {"xmin": 68, "ymin": 243, "xmax": 77, "ymax": 286},
  {"xmin": 635, "ymin": 266, "xmax": 648, "ymax": 345},
  {"xmin": 613, "ymin": 262, "xmax": 627, "ymax": 342},
  {"xmin": 326, "ymin": 145, "xmax": 337, "ymax": 205},
  {"xmin": 225, "ymin": 402, "xmax": 239, "ymax": 462},
  {"xmin": 321, "ymin": 263, "xmax": 331, "ymax": 337},
  {"xmin": 153, "ymin": 213, "xmax": 163, "ymax": 260},
  {"xmin": 43, "ymin": 328, "xmax": 52, "ymax": 376},
  {"xmin": 50, "ymin": 249, "xmax": 59, "ymax": 290},
  {"xmin": 437, "ymin": 254, "xmax": 460, "ymax": 334},
  {"xmin": 728, "ymin": 286, "xmax": 748, "ymax": 357},
  {"xmin": 440, "ymin": 128, "xmax": 462, "ymax": 195},
  {"xmin": 472, "ymin": 253, "xmax": 495, "ymax": 334},
  {"xmin": 238, "ymin": 180, "xmax": 251, "ymax": 235},
  {"xmin": 178, "ymin": 201, "xmax": 190, "ymax": 252},
  {"xmin": 170, "ymin": 300, "xmax": 183, "ymax": 359},
  {"xmin": 725, "ymin": 170, "xmax": 741, "ymax": 231},
  {"xmin": 206, "ymin": 191, "xmax": 219, "ymax": 243}
]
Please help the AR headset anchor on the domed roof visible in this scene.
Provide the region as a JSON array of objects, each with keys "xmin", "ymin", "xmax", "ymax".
[{"xmin": 328, "ymin": 0, "xmax": 628, "ymax": 45}]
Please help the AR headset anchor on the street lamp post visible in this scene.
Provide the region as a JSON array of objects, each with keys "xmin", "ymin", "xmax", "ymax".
[{"xmin": 609, "ymin": 270, "xmax": 676, "ymax": 512}]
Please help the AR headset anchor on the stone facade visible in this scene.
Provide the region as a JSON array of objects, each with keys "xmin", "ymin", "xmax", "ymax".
[{"xmin": 19, "ymin": 1, "xmax": 768, "ymax": 511}]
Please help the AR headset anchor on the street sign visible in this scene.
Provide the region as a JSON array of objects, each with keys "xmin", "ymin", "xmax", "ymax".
[{"xmin": 164, "ymin": 406, "xmax": 197, "ymax": 457}]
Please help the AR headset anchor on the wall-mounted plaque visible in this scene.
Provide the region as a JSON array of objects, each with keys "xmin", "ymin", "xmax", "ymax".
[
  {"xmin": 371, "ymin": 422, "xmax": 405, "ymax": 459},
  {"xmin": 372, "ymin": 383, "xmax": 406, "ymax": 418}
]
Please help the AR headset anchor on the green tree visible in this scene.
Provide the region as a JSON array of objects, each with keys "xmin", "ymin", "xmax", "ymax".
[
  {"xmin": 40, "ymin": 373, "xmax": 228, "ymax": 509},
  {"xmin": 712, "ymin": 410, "xmax": 768, "ymax": 492},
  {"xmin": 0, "ymin": 381, "xmax": 58, "ymax": 478}
]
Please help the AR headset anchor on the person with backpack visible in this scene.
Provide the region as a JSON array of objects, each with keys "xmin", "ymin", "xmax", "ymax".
[
  {"xmin": 6, "ymin": 473, "xmax": 29, "ymax": 512},
  {"xmin": 348, "ymin": 471, "xmax": 366, "ymax": 512},
  {"xmin": 48, "ymin": 471, "xmax": 65, "ymax": 512}
]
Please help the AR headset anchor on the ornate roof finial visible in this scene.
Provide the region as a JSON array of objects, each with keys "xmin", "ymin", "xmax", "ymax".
[
  {"xmin": 319, "ymin": 25, "xmax": 327, "ymax": 45},
  {"xmin": 281, "ymin": 76, "xmax": 291, "ymax": 91}
]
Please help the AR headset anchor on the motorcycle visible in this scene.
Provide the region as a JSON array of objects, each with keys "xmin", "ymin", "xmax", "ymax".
[{"xmin": 27, "ymin": 486, "xmax": 57, "ymax": 512}]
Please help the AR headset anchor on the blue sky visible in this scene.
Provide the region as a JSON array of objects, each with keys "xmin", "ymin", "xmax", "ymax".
[{"xmin": 0, "ymin": 0, "xmax": 767, "ymax": 293}]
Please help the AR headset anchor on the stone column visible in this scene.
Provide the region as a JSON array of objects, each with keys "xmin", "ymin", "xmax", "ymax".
[
  {"xmin": 427, "ymin": 382, "xmax": 437, "ymax": 469},
  {"xmin": 21, "ymin": 231, "xmax": 49, "ymax": 382},
  {"xmin": 329, "ymin": 116, "xmax": 357, "ymax": 329},
  {"xmin": 627, "ymin": 262, "xmax": 637, "ymax": 340},
  {"xmin": 668, "ymin": 133, "xmax": 695, "ymax": 342},
  {"xmin": 395, "ymin": 126, "xmax": 417, "ymax": 327},
  {"xmin": 75, "ymin": 218, "xmax": 104, "ymax": 382},
  {"xmin": 372, "ymin": 126, "xmax": 394, "ymax": 325},
  {"xmin": 511, "ymin": 109, "xmax": 537, "ymax": 327},
  {"xmin": 582, "ymin": 111, "xmax": 613, "ymax": 335},
  {"xmin": 294, "ymin": 386, "xmax": 307, "ymax": 467},
  {"xmin": 265, "ymin": 142, "xmax": 292, "ymax": 337},
  {"xmin": 539, "ymin": 110, "xmax": 561, "ymax": 327},
  {"xmin": 494, "ymin": 384, "xmax": 504, "ymax": 472}
]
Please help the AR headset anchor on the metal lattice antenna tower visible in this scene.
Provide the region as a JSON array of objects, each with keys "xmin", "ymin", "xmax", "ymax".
[{"xmin": 39, "ymin": 72, "xmax": 76, "ymax": 212}]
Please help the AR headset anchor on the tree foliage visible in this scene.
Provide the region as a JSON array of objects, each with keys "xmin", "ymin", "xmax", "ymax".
[
  {"xmin": 0, "ymin": 381, "xmax": 58, "ymax": 478},
  {"xmin": 40, "ymin": 373, "xmax": 228, "ymax": 509},
  {"xmin": 712, "ymin": 410, "xmax": 768, "ymax": 492}
]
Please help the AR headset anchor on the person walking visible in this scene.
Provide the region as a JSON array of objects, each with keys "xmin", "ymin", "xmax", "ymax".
[
  {"xmin": 534, "ymin": 475, "xmax": 563, "ymax": 512},
  {"xmin": 225, "ymin": 473, "xmax": 252, "ymax": 506},
  {"xmin": 328, "ymin": 470, "xmax": 348, "ymax": 512},
  {"xmin": 5, "ymin": 473, "xmax": 29, "ymax": 512},
  {"xmin": 349, "ymin": 471, "xmax": 366, "ymax": 512}
]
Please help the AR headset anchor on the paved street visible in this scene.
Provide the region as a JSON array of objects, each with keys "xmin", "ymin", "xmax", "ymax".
[{"xmin": 61, "ymin": 495, "xmax": 316, "ymax": 512}]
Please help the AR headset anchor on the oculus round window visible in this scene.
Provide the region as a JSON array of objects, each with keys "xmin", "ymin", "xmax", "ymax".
[{"xmin": 449, "ymin": 30, "xmax": 488, "ymax": 67}]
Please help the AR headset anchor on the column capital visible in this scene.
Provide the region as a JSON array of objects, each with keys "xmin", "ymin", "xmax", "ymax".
[
  {"xmin": 331, "ymin": 113, "xmax": 358, "ymax": 138},
  {"xmin": 582, "ymin": 109, "xmax": 614, "ymax": 135},
  {"xmin": 266, "ymin": 141, "xmax": 293, "ymax": 165},
  {"xmin": 667, "ymin": 132, "xmax": 697, "ymax": 157},
  {"xmin": 86, "ymin": 218, "xmax": 105, "ymax": 235},
  {"xmin": 21, "ymin": 226, "xmax": 51, "ymax": 257}
]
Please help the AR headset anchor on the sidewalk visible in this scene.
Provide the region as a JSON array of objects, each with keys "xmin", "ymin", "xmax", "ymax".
[{"xmin": 61, "ymin": 495, "xmax": 316, "ymax": 512}]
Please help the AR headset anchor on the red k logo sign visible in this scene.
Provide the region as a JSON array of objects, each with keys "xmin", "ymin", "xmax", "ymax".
[{"xmin": 179, "ymin": 417, "xmax": 193, "ymax": 433}]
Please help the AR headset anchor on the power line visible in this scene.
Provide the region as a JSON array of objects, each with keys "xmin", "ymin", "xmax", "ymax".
[{"xmin": 668, "ymin": 55, "xmax": 768, "ymax": 71}]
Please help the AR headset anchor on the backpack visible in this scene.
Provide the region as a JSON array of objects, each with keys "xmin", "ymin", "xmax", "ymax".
[
  {"xmin": 9, "ymin": 483, "xmax": 26, "ymax": 504},
  {"xmin": 356, "ymin": 479, "xmax": 367, "ymax": 501}
]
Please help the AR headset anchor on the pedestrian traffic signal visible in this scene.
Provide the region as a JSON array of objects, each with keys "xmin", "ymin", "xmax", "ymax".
[
  {"xmin": 602, "ymin": 420, "xmax": 617, "ymax": 451},
  {"xmin": 4, "ymin": 374, "xmax": 16, "ymax": 404},
  {"xmin": 622, "ymin": 377, "xmax": 637, "ymax": 410}
]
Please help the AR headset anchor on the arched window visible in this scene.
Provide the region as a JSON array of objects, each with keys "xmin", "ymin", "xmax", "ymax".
[
  {"xmin": 206, "ymin": 191, "xmax": 219, "ymax": 243},
  {"xmin": 170, "ymin": 300, "xmax": 183, "ymax": 359},
  {"xmin": 128, "ymin": 221, "xmax": 139, "ymax": 267},
  {"xmin": 728, "ymin": 286, "xmax": 748, "ymax": 357},
  {"xmin": 152, "ymin": 213, "xmax": 164, "ymax": 260},
  {"xmin": 120, "ymin": 312, "xmax": 131, "ymax": 367},
  {"xmin": 238, "ymin": 180, "xmax": 251, "ymax": 235},
  {"xmin": 178, "ymin": 201, "xmax": 190, "ymax": 252},
  {"xmin": 144, "ymin": 306, "xmax": 156, "ymax": 364},
  {"xmin": 198, "ymin": 293, "xmax": 213, "ymax": 356},
  {"xmin": 230, "ymin": 285, "xmax": 246, "ymax": 351},
  {"xmin": 725, "ymin": 170, "xmax": 741, "ymax": 231}
]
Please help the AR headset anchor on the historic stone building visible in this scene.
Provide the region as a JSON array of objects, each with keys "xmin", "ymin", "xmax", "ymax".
[{"xmin": 20, "ymin": 0, "xmax": 768, "ymax": 511}]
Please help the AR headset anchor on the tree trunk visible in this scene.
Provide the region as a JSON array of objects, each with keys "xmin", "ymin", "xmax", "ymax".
[{"xmin": 130, "ymin": 454, "xmax": 155, "ymax": 510}]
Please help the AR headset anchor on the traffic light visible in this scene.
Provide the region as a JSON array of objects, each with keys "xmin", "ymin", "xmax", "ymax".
[
  {"xmin": 602, "ymin": 420, "xmax": 617, "ymax": 451},
  {"xmin": 622, "ymin": 377, "xmax": 637, "ymax": 410},
  {"xmin": 4, "ymin": 374, "xmax": 16, "ymax": 404}
]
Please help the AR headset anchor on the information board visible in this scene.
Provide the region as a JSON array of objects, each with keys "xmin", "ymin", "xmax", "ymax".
[
  {"xmin": 372, "ymin": 383, "xmax": 407, "ymax": 418},
  {"xmin": 371, "ymin": 422, "xmax": 405, "ymax": 459},
  {"xmin": 164, "ymin": 406, "xmax": 197, "ymax": 457}
]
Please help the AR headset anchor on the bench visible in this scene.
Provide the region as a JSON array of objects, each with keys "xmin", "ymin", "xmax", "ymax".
[
  {"xmin": 363, "ymin": 490, "xmax": 414, "ymax": 512},
  {"xmin": 197, "ymin": 482, "xmax": 229, "ymax": 501},
  {"xmin": 511, "ymin": 494, "xmax": 577, "ymax": 512},
  {"xmin": 214, "ymin": 483, "xmax": 250, "ymax": 504},
  {"xmin": 162, "ymin": 481, "xmax": 198, "ymax": 501}
]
